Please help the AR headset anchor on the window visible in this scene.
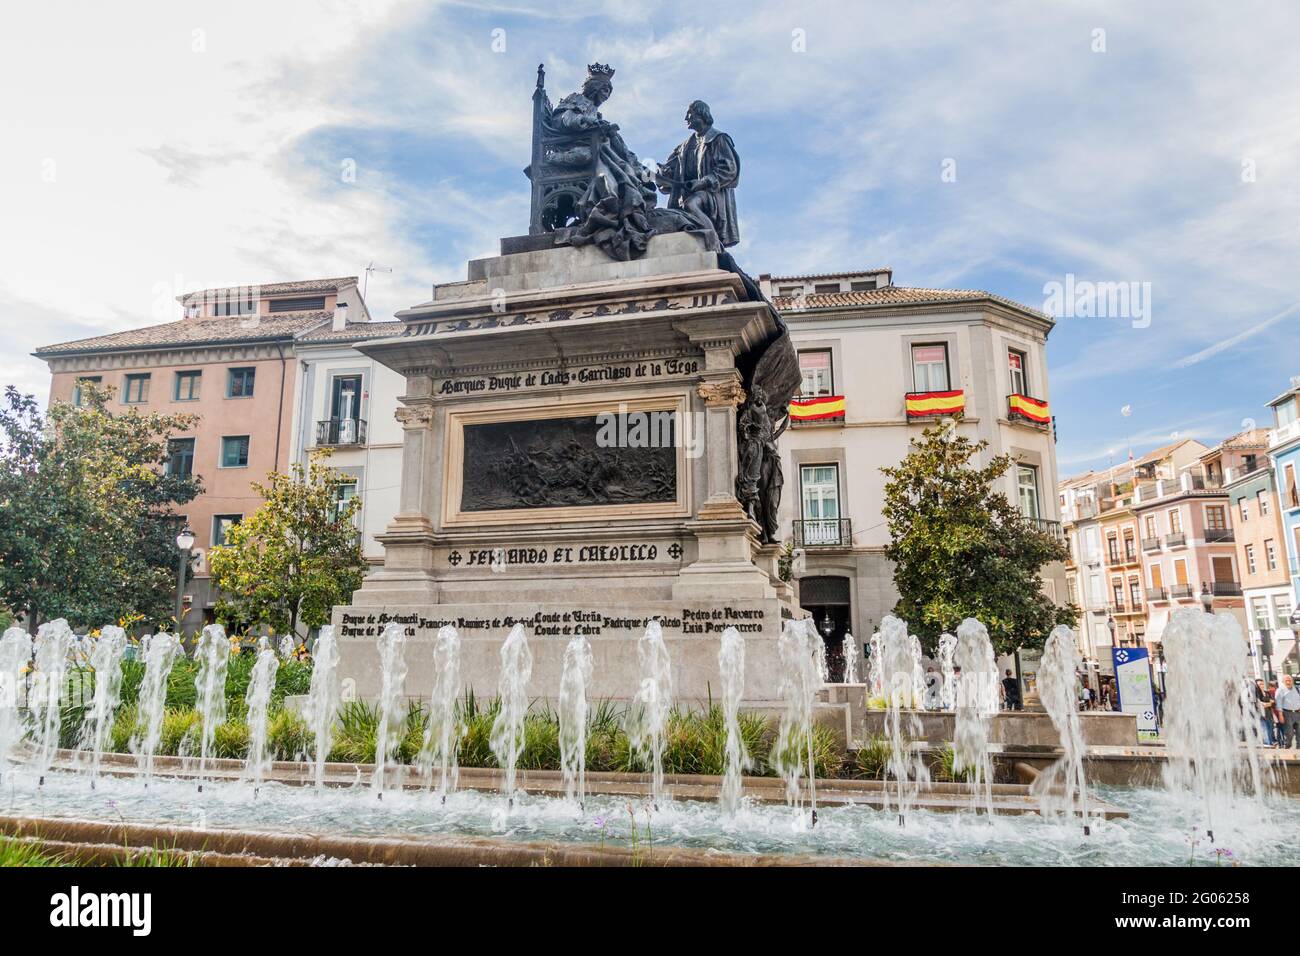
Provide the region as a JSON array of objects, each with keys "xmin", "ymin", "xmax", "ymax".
[
  {"xmin": 211, "ymin": 296, "xmax": 255, "ymax": 316},
  {"xmin": 1246, "ymin": 544, "xmax": 1256, "ymax": 575},
  {"xmin": 1123, "ymin": 531, "xmax": 1136, "ymax": 560},
  {"xmin": 73, "ymin": 376, "xmax": 101, "ymax": 406},
  {"xmin": 798, "ymin": 350, "xmax": 833, "ymax": 397},
  {"xmin": 1107, "ymin": 534, "xmax": 1119, "ymax": 563},
  {"xmin": 1017, "ymin": 464, "xmax": 1040, "ymax": 519},
  {"xmin": 1286, "ymin": 464, "xmax": 1299, "ymax": 509},
  {"xmin": 1275, "ymin": 594, "xmax": 1294, "ymax": 630},
  {"xmin": 1169, "ymin": 508, "xmax": 1183, "ymax": 534},
  {"xmin": 1276, "ymin": 398, "xmax": 1298, "ymax": 429},
  {"xmin": 1244, "ymin": 454, "xmax": 1258, "ymax": 473},
  {"xmin": 1129, "ymin": 578, "xmax": 1142, "ymax": 606},
  {"xmin": 212, "ymin": 514, "xmax": 242, "ymax": 547},
  {"xmin": 174, "ymin": 370, "xmax": 201, "ymax": 401},
  {"xmin": 1266, "ymin": 539, "xmax": 1278, "ymax": 571},
  {"xmin": 1066, "ymin": 578, "xmax": 1078, "ymax": 605},
  {"xmin": 813, "ymin": 283, "xmax": 840, "ymax": 294},
  {"xmin": 167, "ymin": 438, "xmax": 195, "ymax": 477},
  {"xmin": 268, "ymin": 296, "xmax": 326, "ymax": 313},
  {"xmin": 123, "ymin": 373, "xmax": 150, "ymax": 404},
  {"xmin": 1206, "ymin": 505, "xmax": 1227, "ymax": 531},
  {"xmin": 227, "ymin": 367, "xmax": 256, "ymax": 398},
  {"xmin": 220, "ymin": 436, "xmax": 249, "ymax": 468},
  {"xmin": 1259, "ymin": 490, "xmax": 1271, "ymax": 517},
  {"xmin": 800, "ymin": 464, "xmax": 841, "ymax": 544},
  {"xmin": 911, "ymin": 344, "xmax": 949, "ymax": 392},
  {"xmin": 1252, "ymin": 597, "xmax": 1271, "ymax": 631},
  {"xmin": 330, "ymin": 374, "xmax": 363, "ymax": 423},
  {"xmin": 1112, "ymin": 579, "xmax": 1124, "ymax": 607},
  {"xmin": 777, "ymin": 285, "xmax": 802, "ymax": 297},
  {"xmin": 332, "ymin": 482, "xmax": 359, "ymax": 525},
  {"xmin": 1008, "ymin": 349, "xmax": 1027, "ymax": 395},
  {"xmin": 1240, "ymin": 498, "xmax": 1250, "ymax": 522},
  {"xmin": 1144, "ymin": 515, "xmax": 1157, "ymax": 538},
  {"xmin": 849, "ymin": 280, "xmax": 877, "ymax": 291}
]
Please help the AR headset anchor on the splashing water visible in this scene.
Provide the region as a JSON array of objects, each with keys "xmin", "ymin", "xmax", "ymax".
[
  {"xmin": 626, "ymin": 620, "xmax": 673, "ymax": 806},
  {"xmin": 131, "ymin": 632, "xmax": 180, "ymax": 782},
  {"xmin": 245, "ymin": 637, "xmax": 279, "ymax": 793},
  {"xmin": 772, "ymin": 619, "xmax": 821, "ymax": 826},
  {"xmin": 419, "ymin": 625, "xmax": 462, "ymax": 800},
  {"xmin": 937, "ymin": 632, "xmax": 957, "ymax": 710},
  {"xmin": 558, "ymin": 634, "xmax": 593, "ymax": 807},
  {"xmin": 718, "ymin": 626, "xmax": 750, "ymax": 814},
  {"xmin": 0, "ymin": 627, "xmax": 33, "ymax": 777},
  {"xmin": 193, "ymin": 624, "xmax": 231, "ymax": 789},
  {"xmin": 1036, "ymin": 624, "xmax": 1091, "ymax": 830},
  {"xmin": 1161, "ymin": 609, "xmax": 1272, "ymax": 841},
  {"xmin": 879, "ymin": 615, "xmax": 929, "ymax": 823},
  {"xmin": 952, "ymin": 618, "xmax": 997, "ymax": 814},
  {"xmin": 81, "ymin": 625, "xmax": 127, "ymax": 786},
  {"xmin": 841, "ymin": 631, "xmax": 859, "ymax": 685},
  {"xmin": 303, "ymin": 625, "xmax": 341, "ymax": 790},
  {"xmin": 867, "ymin": 628, "xmax": 884, "ymax": 698},
  {"xmin": 372, "ymin": 622, "xmax": 410, "ymax": 796},
  {"xmin": 31, "ymin": 619, "xmax": 74, "ymax": 782},
  {"xmin": 489, "ymin": 624, "xmax": 533, "ymax": 805}
]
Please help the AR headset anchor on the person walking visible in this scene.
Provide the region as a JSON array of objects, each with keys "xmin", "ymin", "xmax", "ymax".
[
  {"xmin": 1002, "ymin": 669, "xmax": 1022, "ymax": 711},
  {"xmin": 1276, "ymin": 675, "xmax": 1300, "ymax": 749},
  {"xmin": 1254, "ymin": 678, "xmax": 1276, "ymax": 747}
]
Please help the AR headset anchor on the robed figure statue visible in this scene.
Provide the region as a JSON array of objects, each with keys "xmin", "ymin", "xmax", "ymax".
[{"xmin": 655, "ymin": 100, "xmax": 741, "ymax": 248}]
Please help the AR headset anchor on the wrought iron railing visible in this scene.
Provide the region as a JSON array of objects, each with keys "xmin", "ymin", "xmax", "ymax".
[
  {"xmin": 792, "ymin": 518, "xmax": 852, "ymax": 548},
  {"xmin": 316, "ymin": 418, "xmax": 368, "ymax": 446},
  {"xmin": 1204, "ymin": 528, "xmax": 1235, "ymax": 543}
]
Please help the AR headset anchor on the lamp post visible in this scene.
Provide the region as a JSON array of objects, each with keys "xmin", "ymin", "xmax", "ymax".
[
  {"xmin": 1107, "ymin": 614, "xmax": 1117, "ymax": 647},
  {"xmin": 175, "ymin": 525, "xmax": 195, "ymax": 635},
  {"xmin": 1259, "ymin": 627, "xmax": 1274, "ymax": 685}
]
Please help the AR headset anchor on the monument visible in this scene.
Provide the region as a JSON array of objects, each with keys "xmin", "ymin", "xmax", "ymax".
[{"xmin": 334, "ymin": 63, "xmax": 804, "ymax": 703}]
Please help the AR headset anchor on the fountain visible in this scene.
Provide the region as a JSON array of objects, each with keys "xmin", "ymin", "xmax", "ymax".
[
  {"xmin": 0, "ymin": 627, "xmax": 33, "ymax": 778},
  {"xmin": 31, "ymin": 619, "xmax": 74, "ymax": 784},
  {"xmin": 193, "ymin": 624, "xmax": 231, "ymax": 791},
  {"xmin": 372, "ymin": 622, "xmax": 409, "ymax": 796},
  {"xmin": 131, "ymin": 631, "xmax": 181, "ymax": 783},
  {"xmin": 303, "ymin": 625, "xmax": 341, "ymax": 790},
  {"xmin": 1161, "ymin": 608, "xmax": 1271, "ymax": 841},
  {"xmin": 245, "ymin": 636, "xmax": 279, "ymax": 794},
  {"xmin": 867, "ymin": 627, "xmax": 884, "ymax": 698},
  {"xmin": 878, "ymin": 615, "xmax": 929, "ymax": 824},
  {"xmin": 557, "ymin": 634, "xmax": 593, "ymax": 807},
  {"xmin": 81, "ymin": 624, "xmax": 127, "ymax": 787},
  {"xmin": 418, "ymin": 625, "xmax": 462, "ymax": 800},
  {"xmin": 841, "ymin": 631, "xmax": 859, "ymax": 685},
  {"xmin": 772, "ymin": 619, "xmax": 821, "ymax": 826},
  {"xmin": 625, "ymin": 620, "xmax": 672, "ymax": 807},
  {"xmin": 489, "ymin": 623, "xmax": 533, "ymax": 806},
  {"xmin": 1036, "ymin": 624, "xmax": 1091, "ymax": 832},
  {"xmin": 951, "ymin": 618, "xmax": 997, "ymax": 814},
  {"xmin": 937, "ymin": 632, "xmax": 957, "ymax": 710},
  {"xmin": 718, "ymin": 626, "xmax": 749, "ymax": 814}
]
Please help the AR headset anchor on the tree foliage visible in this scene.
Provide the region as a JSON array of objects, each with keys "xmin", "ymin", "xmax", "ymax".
[
  {"xmin": 0, "ymin": 383, "xmax": 202, "ymax": 628},
  {"xmin": 208, "ymin": 452, "xmax": 365, "ymax": 636},
  {"xmin": 881, "ymin": 424, "xmax": 1075, "ymax": 656}
]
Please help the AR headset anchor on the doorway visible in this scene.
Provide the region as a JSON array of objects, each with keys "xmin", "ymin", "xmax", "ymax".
[{"xmin": 800, "ymin": 575, "xmax": 852, "ymax": 681}]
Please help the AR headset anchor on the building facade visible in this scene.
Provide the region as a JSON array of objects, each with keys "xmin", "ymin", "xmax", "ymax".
[
  {"xmin": 760, "ymin": 269, "xmax": 1065, "ymax": 679},
  {"xmin": 1267, "ymin": 382, "xmax": 1300, "ymax": 674}
]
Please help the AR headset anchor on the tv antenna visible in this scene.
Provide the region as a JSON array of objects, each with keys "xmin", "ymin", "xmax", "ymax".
[{"xmin": 364, "ymin": 261, "xmax": 392, "ymax": 298}]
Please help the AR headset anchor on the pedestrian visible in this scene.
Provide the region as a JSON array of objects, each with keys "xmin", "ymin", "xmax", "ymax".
[
  {"xmin": 1002, "ymin": 669, "xmax": 1022, "ymax": 711},
  {"xmin": 1271, "ymin": 681, "xmax": 1285, "ymax": 743},
  {"xmin": 1254, "ymin": 679, "xmax": 1276, "ymax": 747},
  {"xmin": 1276, "ymin": 675, "xmax": 1300, "ymax": 749}
]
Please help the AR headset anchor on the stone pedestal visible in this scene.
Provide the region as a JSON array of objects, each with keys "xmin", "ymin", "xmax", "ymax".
[{"xmin": 334, "ymin": 233, "xmax": 802, "ymax": 704}]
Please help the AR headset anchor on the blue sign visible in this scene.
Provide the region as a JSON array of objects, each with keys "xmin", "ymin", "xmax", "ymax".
[{"xmin": 1112, "ymin": 646, "xmax": 1158, "ymax": 738}]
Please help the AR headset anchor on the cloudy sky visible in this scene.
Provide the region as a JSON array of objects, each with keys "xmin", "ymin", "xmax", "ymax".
[{"xmin": 2, "ymin": 0, "xmax": 1298, "ymax": 473}]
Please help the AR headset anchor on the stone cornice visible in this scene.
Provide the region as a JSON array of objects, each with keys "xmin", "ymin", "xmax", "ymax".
[{"xmin": 40, "ymin": 341, "xmax": 291, "ymax": 373}]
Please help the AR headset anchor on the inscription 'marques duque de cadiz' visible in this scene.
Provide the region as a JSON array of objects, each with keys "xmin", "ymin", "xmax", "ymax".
[
  {"xmin": 438, "ymin": 357, "xmax": 700, "ymax": 396},
  {"xmin": 461, "ymin": 415, "xmax": 675, "ymax": 511}
]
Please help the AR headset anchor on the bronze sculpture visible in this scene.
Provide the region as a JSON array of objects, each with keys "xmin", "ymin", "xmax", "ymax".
[{"xmin": 656, "ymin": 100, "xmax": 741, "ymax": 249}]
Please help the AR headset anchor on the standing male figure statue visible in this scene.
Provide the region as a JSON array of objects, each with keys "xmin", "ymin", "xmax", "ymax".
[{"xmin": 656, "ymin": 100, "xmax": 741, "ymax": 248}]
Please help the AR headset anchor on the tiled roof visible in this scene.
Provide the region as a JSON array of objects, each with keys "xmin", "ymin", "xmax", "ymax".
[
  {"xmin": 773, "ymin": 286, "xmax": 1046, "ymax": 318},
  {"xmin": 34, "ymin": 311, "xmax": 329, "ymax": 356},
  {"xmin": 176, "ymin": 276, "xmax": 358, "ymax": 304},
  {"xmin": 297, "ymin": 320, "xmax": 406, "ymax": 344},
  {"xmin": 767, "ymin": 268, "xmax": 892, "ymax": 281}
]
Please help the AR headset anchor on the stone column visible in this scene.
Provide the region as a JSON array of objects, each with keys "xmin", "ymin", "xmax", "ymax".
[{"xmin": 695, "ymin": 362, "xmax": 747, "ymax": 521}]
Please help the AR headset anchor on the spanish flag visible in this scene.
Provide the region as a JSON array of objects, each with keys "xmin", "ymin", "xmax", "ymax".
[
  {"xmin": 1008, "ymin": 393, "xmax": 1050, "ymax": 424},
  {"xmin": 905, "ymin": 390, "xmax": 965, "ymax": 418},
  {"xmin": 789, "ymin": 395, "xmax": 846, "ymax": 422}
]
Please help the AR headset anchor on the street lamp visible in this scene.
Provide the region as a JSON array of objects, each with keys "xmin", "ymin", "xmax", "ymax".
[
  {"xmin": 1106, "ymin": 614, "xmax": 1117, "ymax": 647},
  {"xmin": 175, "ymin": 525, "xmax": 195, "ymax": 635},
  {"xmin": 1199, "ymin": 582, "xmax": 1214, "ymax": 615}
]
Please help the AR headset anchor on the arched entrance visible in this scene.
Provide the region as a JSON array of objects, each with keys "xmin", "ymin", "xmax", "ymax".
[{"xmin": 800, "ymin": 575, "xmax": 852, "ymax": 681}]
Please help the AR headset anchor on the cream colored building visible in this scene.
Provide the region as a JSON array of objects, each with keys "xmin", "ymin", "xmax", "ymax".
[{"xmin": 760, "ymin": 269, "xmax": 1066, "ymax": 679}]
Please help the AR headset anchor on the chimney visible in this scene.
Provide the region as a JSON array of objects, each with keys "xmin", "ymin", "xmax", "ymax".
[{"xmin": 332, "ymin": 301, "xmax": 348, "ymax": 333}]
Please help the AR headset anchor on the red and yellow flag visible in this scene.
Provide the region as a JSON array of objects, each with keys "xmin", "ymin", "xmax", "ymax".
[
  {"xmin": 905, "ymin": 390, "xmax": 965, "ymax": 418},
  {"xmin": 789, "ymin": 395, "xmax": 846, "ymax": 422},
  {"xmin": 1008, "ymin": 393, "xmax": 1050, "ymax": 423}
]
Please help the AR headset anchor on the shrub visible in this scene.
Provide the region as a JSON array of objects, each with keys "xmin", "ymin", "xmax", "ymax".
[
  {"xmin": 766, "ymin": 722, "xmax": 843, "ymax": 780},
  {"xmin": 159, "ymin": 709, "xmax": 200, "ymax": 756},
  {"xmin": 854, "ymin": 734, "xmax": 891, "ymax": 780},
  {"xmin": 110, "ymin": 704, "xmax": 137, "ymax": 754},
  {"xmin": 329, "ymin": 700, "xmax": 378, "ymax": 763},
  {"xmin": 519, "ymin": 712, "xmax": 561, "ymax": 770},
  {"xmin": 211, "ymin": 719, "xmax": 250, "ymax": 760},
  {"xmin": 275, "ymin": 660, "xmax": 313, "ymax": 700},
  {"xmin": 268, "ymin": 709, "xmax": 311, "ymax": 761},
  {"xmin": 931, "ymin": 744, "xmax": 974, "ymax": 783}
]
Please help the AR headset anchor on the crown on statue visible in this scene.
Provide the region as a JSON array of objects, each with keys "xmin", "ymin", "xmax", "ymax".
[{"xmin": 585, "ymin": 62, "xmax": 615, "ymax": 82}]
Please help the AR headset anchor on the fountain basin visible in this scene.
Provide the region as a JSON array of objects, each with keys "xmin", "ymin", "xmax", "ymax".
[{"xmin": 861, "ymin": 709, "xmax": 1137, "ymax": 748}]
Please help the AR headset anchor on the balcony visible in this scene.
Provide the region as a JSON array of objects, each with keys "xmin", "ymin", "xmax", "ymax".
[
  {"xmin": 789, "ymin": 395, "xmax": 845, "ymax": 426},
  {"xmin": 1169, "ymin": 584, "xmax": 1194, "ymax": 599},
  {"xmin": 316, "ymin": 417, "xmax": 368, "ymax": 446},
  {"xmin": 1142, "ymin": 537, "xmax": 1161, "ymax": 552},
  {"xmin": 904, "ymin": 390, "xmax": 965, "ymax": 420},
  {"xmin": 1007, "ymin": 393, "xmax": 1051, "ymax": 428},
  {"xmin": 1109, "ymin": 601, "xmax": 1127, "ymax": 615},
  {"xmin": 1124, "ymin": 547, "xmax": 1138, "ymax": 563},
  {"xmin": 1210, "ymin": 580, "xmax": 1242, "ymax": 596},
  {"xmin": 1166, "ymin": 531, "xmax": 1187, "ymax": 548},
  {"xmin": 1146, "ymin": 587, "xmax": 1168, "ymax": 602},
  {"xmin": 1204, "ymin": 528, "xmax": 1235, "ymax": 543},
  {"xmin": 1269, "ymin": 419, "xmax": 1300, "ymax": 450},
  {"xmin": 792, "ymin": 518, "xmax": 852, "ymax": 548},
  {"xmin": 1028, "ymin": 517, "xmax": 1063, "ymax": 539}
]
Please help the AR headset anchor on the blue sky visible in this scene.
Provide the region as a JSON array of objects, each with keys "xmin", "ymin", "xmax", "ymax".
[{"xmin": 2, "ymin": 0, "xmax": 1298, "ymax": 474}]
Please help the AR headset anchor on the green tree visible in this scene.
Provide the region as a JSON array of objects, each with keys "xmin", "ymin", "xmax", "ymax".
[
  {"xmin": 208, "ymin": 452, "xmax": 365, "ymax": 636},
  {"xmin": 881, "ymin": 424, "xmax": 1075, "ymax": 656},
  {"xmin": 0, "ymin": 383, "xmax": 202, "ymax": 629}
]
